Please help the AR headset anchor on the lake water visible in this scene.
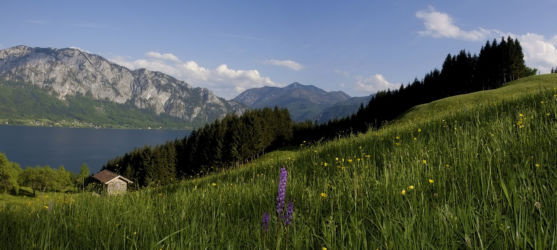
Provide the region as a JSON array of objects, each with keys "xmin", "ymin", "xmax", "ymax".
[{"xmin": 0, "ymin": 126, "xmax": 189, "ymax": 173}]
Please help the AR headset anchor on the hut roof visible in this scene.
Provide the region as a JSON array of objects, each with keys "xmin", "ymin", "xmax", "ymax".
[{"xmin": 92, "ymin": 169, "xmax": 133, "ymax": 184}]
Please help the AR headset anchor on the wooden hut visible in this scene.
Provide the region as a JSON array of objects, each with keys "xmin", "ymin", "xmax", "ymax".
[{"xmin": 91, "ymin": 169, "xmax": 133, "ymax": 195}]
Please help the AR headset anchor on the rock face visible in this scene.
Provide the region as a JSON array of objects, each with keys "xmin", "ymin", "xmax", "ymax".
[{"xmin": 0, "ymin": 45, "xmax": 244, "ymax": 123}]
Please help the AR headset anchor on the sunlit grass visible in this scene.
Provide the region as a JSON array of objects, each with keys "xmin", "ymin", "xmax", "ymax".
[{"xmin": 1, "ymin": 75, "xmax": 556, "ymax": 249}]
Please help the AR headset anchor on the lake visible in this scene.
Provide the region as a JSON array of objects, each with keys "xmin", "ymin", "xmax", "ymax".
[{"xmin": 0, "ymin": 125, "xmax": 190, "ymax": 173}]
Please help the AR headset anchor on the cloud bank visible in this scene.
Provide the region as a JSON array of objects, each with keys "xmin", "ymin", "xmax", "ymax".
[
  {"xmin": 264, "ymin": 59, "xmax": 303, "ymax": 71},
  {"xmin": 416, "ymin": 6, "xmax": 557, "ymax": 73},
  {"xmin": 354, "ymin": 74, "xmax": 399, "ymax": 94},
  {"xmin": 111, "ymin": 52, "xmax": 281, "ymax": 99}
]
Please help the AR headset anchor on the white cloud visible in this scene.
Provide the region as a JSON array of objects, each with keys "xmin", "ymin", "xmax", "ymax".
[
  {"xmin": 264, "ymin": 59, "xmax": 303, "ymax": 71},
  {"xmin": 110, "ymin": 51, "xmax": 281, "ymax": 99},
  {"xmin": 354, "ymin": 74, "xmax": 399, "ymax": 94},
  {"xmin": 416, "ymin": 6, "xmax": 557, "ymax": 73},
  {"xmin": 416, "ymin": 6, "xmax": 494, "ymax": 41},
  {"xmin": 518, "ymin": 33, "xmax": 557, "ymax": 73},
  {"xmin": 146, "ymin": 51, "xmax": 181, "ymax": 63}
]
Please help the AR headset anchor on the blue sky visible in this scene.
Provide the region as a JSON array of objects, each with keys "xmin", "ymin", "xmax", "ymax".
[{"xmin": 1, "ymin": 0, "xmax": 556, "ymax": 99}]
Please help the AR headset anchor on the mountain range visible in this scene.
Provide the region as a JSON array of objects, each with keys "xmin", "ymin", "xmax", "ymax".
[
  {"xmin": 233, "ymin": 82, "xmax": 372, "ymax": 122},
  {"xmin": 0, "ymin": 45, "xmax": 244, "ymax": 128},
  {"xmin": 0, "ymin": 45, "xmax": 371, "ymax": 128}
]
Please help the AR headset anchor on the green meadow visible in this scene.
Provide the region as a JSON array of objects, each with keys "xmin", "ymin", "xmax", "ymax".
[{"xmin": 1, "ymin": 74, "xmax": 556, "ymax": 249}]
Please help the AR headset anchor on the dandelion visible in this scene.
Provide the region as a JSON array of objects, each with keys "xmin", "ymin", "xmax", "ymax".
[
  {"xmin": 348, "ymin": 159, "xmax": 353, "ymax": 163},
  {"xmin": 276, "ymin": 167, "xmax": 288, "ymax": 216},
  {"xmin": 322, "ymin": 248, "xmax": 328, "ymax": 250},
  {"xmin": 546, "ymin": 113, "xmax": 551, "ymax": 117},
  {"xmin": 395, "ymin": 136, "xmax": 400, "ymax": 140},
  {"xmin": 519, "ymin": 113, "xmax": 524, "ymax": 117},
  {"xmin": 211, "ymin": 182, "xmax": 217, "ymax": 187},
  {"xmin": 43, "ymin": 205, "xmax": 48, "ymax": 210},
  {"xmin": 320, "ymin": 192, "xmax": 327, "ymax": 198},
  {"xmin": 323, "ymin": 162, "xmax": 328, "ymax": 167},
  {"xmin": 261, "ymin": 212, "xmax": 270, "ymax": 232},
  {"xmin": 409, "ymin": 185, "xmax": 414, "ymax": 190},
  {"xmin": 535, "ymin": 163, "xmax": 541, "ymax": 168},
  {"xmin": 413, "ymin": 137, "xmax": 417, "ymax": 141},
  {"xmin": 365, "ymin": 154, "xmax": 371, "ymax": 158},
  {"xmin": 417, "ymin": 128, "xmax": 422, "ymax": 133},
  {"xmin": 401, "ymin": 189, "xmax": 406, "ymax": 195},
  {"xmin": 133, "ymin": 232, "xmax": 137, "ymax": 235},
  {"xmin": 335, "ymin": 157, "xmax": 339, "ymax": 161},
  {"xmin": 422, "ymin": 159, "xmax": 427, "ymax": 165},
  {"xmin": 429, "ymin": 179, "xmax": 434, "ymax": 184}
]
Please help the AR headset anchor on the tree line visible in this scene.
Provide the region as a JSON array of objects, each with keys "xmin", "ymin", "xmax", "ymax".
[
  {"xmin": 103, "ymin": 107, "xmax": 292, "ymax": 186},
  {"xmin": 293, "ymin": 37, "xmax": 536, "ymax": 141},
  {"xmin": 0, "ymin": 152, "xmax": 90, "ymax": 195},
  {"xmin": 103, "ymin": 37, "xmax": 536, "ymax": 187}
]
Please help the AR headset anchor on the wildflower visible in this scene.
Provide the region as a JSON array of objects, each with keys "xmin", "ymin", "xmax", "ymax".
[
  {"xmin": 348, "ymin": 159, "xmax": 353, "ymax": 163},
  {"xmin": 322, "ymin": 248, "xmax": 328, "ymax": 250},
  {"xmin": 133, "ymin": 232, "xmax": 137, "ymax": 235},
  {"xmin": 211, "ymin": 182, "xmax": 217, "ymax": 187},
  {"xmin": 323, "ymin": 162, "xmax": 328, "ymax": 167},
  {"xmin": 408, "ymin": 185, "xmax": 414, "ymax": 190},
  {"xmin": 429, "ymin": 179, "xmax": 434, "ymax": 184},
  {"xmin": 284, "ymin": 201, "xmax": 294, "ymax": 227},
  {"xmin": 401, "ymin": 189, "xmax": 406, "ymax": 195},
  {"xmin": 535, "ymin": 163, "xmax": 541, "ymax": 168},
  {"xmin": 365, "ymin": 154, "xmax": 371, "ymax": 158},
  {"xmin": 534, "ymin": 201, "xmax": 541, "ymax": 209},
  {"xmin": 422, "ymin": 159, "xmax": 427, "ymax": 165},
  {"xmin": 395, "ymin": 136, "xmax": 400, "ymax": 140},
  {"xmin": 320, "ymin": 192, "xmax": 327, "ymax": 198},
  {"xmin": 546, "ymin": 113, "xmax": 551, "ymax": 117},
  {"xmin": 417, "ymin": 128, "xmax": 422, "ymax": 133},
  {"xmin": 335, "ymin": 157, "xmax": 339, "ymax": 161},
  {"xmin": 261, "ymin": 212, "xmax": 270, "ymax": 232},
  {"xmin": 519, "ymin": 113, "xmax": 524, "ymax": 117},
  {"xmin": 43, "ymin": 205, "xmax": 48, "ymax": 210},
  {"xmin": 276, "ymin": 167, "xmax": 288, "ymax": 216},
  {"xmin": 413, "ymin": 137, "xmax": 417, "ymax": 141}
]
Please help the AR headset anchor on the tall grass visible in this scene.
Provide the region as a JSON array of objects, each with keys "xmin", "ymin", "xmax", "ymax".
[{"xmin": 1, "ymin": 75, "xmax": 556, "ymax": 249}]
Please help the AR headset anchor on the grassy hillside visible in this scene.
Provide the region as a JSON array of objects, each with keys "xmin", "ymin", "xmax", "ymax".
[
  {"xmin": 1, "ymin": 75, "xmax": 556, "ymax": 249},
  {"xmin": 0, "ymin": 81, "xmax": 193, "ymax": 129}
]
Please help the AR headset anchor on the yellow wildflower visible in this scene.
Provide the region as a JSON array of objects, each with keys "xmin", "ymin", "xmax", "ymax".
[
  {"xmin": 43, "ymin": 205, "xmax": 48, "ymax": 210},
  {"xmin": 320, "ymin": 193, "xmax": 327, "ymax": 198},
  {"xmin": 417, "ymin": 128, "xmax": 422, "ymax": 133},
  {"xmin": 211, "ymin": 183, "xmax": 217, "ymax": 187},
  {"xmin": 395, "ymin": 136, "xmax": 400, "ymax": 140},
  {"xmin": 413, "ymin": 137, "xmax": 417, "ymax": 141},
  {"xmin": 429, "ymin": 179, "xmax": 434, "ymax": 184},
  {"xmin": 323, "ymin": 162, "xmax": 328, "ymax": 167},
  {"xmin": 401, "ymin": 189, "xmax": 406, "ymax": 195},
  {"xmin": 348, "ymin": 159, "xmax": 353, "ymax": 163},
  {"xmin": 519, "ymin": 113, "xmax": 524, "ymax": 117},
  {"xmin": 322, "ymin": 248, "xmax": 327, "ymax": 250},
  {"xmin": 365, "ymin": 154, "xmax": 371, "ymax": 158},
  {"xmin": 535, "ymin": 163, "xmax": 541, "ymax": 168},
  {"xmin": 335, "ymin": 157, "xmax": 339, "ymax": 161},
  {"xmin": 408, "ymin": 185, "xmax": 414, "ymax": 190},
  {"xmin": 422, "ymin": 160, "xmax": 427, "ymax": 165}
]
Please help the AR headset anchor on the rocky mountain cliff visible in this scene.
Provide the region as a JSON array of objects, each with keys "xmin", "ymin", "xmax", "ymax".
[{"xmin": 0, "ymin": 45, "xmax": 244, "ymax": 124}]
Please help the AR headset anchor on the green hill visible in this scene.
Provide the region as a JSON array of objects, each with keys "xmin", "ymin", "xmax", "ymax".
[
  {"xmin": 0, "ymin": 81, "xmax": 192, "ymax": 129},
  {"xmin": 1, "ymin": 74, "xmax": 556, "ymax": 249}
]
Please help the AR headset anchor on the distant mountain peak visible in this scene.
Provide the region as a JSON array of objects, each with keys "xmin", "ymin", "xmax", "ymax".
[{"xmin": 232, "ymin": 82, "xmax": 359, "ymax": 122}]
